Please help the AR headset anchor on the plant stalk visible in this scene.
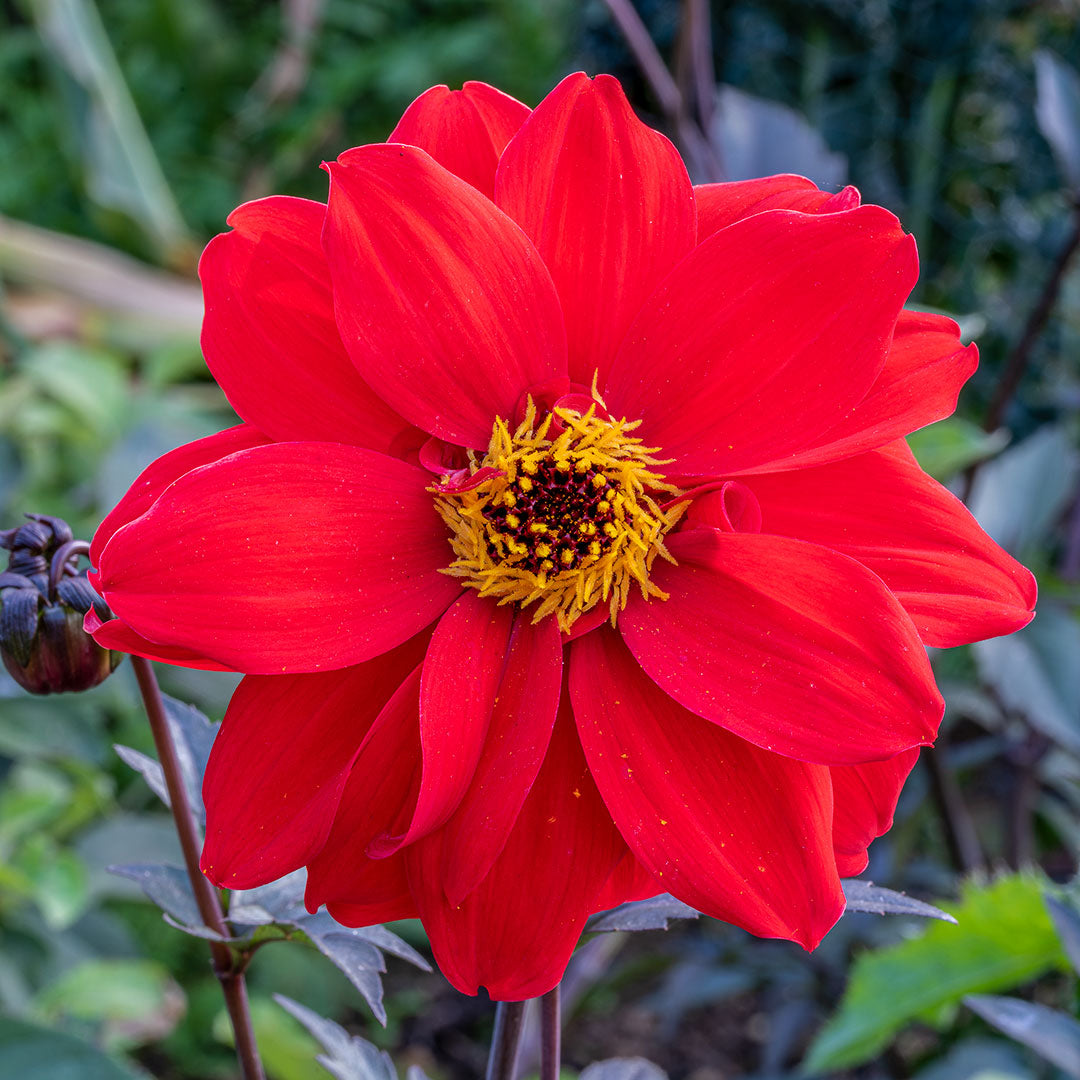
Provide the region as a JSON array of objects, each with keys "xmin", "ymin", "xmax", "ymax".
[
  {"xmin": 486, "ymin": 1000, "xmax": 527, "ymax": 1080},
  {"xmin": 131, "ymin": 655, "xmax": 265, "ymax": 1080},
  {"xmin": 540, "ymin": 985, "xmax": 561, "ymax": 1080}
]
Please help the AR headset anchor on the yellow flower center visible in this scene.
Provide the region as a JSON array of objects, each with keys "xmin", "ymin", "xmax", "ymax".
[{"xmin": 434, "ymin": 400, "xmax": 683, "ymax": 632}]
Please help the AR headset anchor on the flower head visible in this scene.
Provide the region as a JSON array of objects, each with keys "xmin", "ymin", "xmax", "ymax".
[
  {"xmin": 87, "ymin": 74, "xmax": 1035, "ymax": 1000},
  {"xmin": 1, "ymin": 515, "xmax": 122, "ymax": 694}
]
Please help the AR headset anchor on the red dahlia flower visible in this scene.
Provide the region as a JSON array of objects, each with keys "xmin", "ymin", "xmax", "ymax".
[{"xmin": 86, "ymin": 74, "xmax": 1035, "ymax": 1000}]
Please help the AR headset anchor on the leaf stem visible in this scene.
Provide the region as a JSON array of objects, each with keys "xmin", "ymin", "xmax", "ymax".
[
  {"xmin": 485, "ymin": 1000, "xmax": 527, "ymax": 1080},
  {"xmin": 540, "ymin": 985, "xmax": 561, "ymax": 1080},
  {"xmin": 130, "ymin": 655, "xmax": 265, "ymax": 1080}
]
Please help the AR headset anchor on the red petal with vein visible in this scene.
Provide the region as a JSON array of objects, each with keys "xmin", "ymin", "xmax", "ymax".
[
  {"xmin": 201, "ymin": 634, "xmax": 428, "ymax": 889},
  {"xmin": 620, "ymin": 528, "xmax": 943, "ymax": 765},
  {"xmin": 370, "ymin": 592, "xmax": 514, "ymax": 857},
  {"xmin": 404, "ymin": 702, "xmax": 624, "ymax": 999},
  {"xmin": 200, "ymin": 197, "xmax": 419, "ymax": 451},
  {"xmin": 769, "ymin": 310, "xmax": 979, "ymax": 472},
  {"xmin": 695, "ymin": 175, "xmax": 849, "ymax": 239},
  {"xmin": 90, "ymin": 424, "xmax": 269, "ymax": 566},
  {"xmin": 592, "ymin": 851, "xmax": 662, "ymax": 911},
  {"xmin": 389, "ymin": 81, "xmax": 530, "ymax": 197},
  {"xmin": 323, "ymin": 144, "xmax": 567, "ymax": 448},
  {"xmin": 497, "ymin": 72, "xmax": 696, "ymax": 386},
  {"xmin": 84, "ymin": 608, "xmax": 230, "ymax": 671},
  {"xmin": 831, "ymin": 748, "xmax": 920, "ymax": 863},
  {"xmin": 571, "ymin": 630, "xmax": 844, "ymax": 948},
  {"xmin": 305, "ymin": 665, "xmax": 423, "ymax": 909},
  {"xmin": 95, "ymin": 444, "xmax": 459, "ymax": 673},
  {"xmin": 837, "ymin": 851, "xmax": 869, "ymax": 876},
  {"xmin": 750, "ymin": 441, "xmax": 1036, "ymax": 646},
  {"xmin": 605, "ymin": 206, "xmax": 917, "ymax": 476},
  {"xmin": 324, "ymin": 853, "xmax": 418, "ymax": 925},
  {"xmin": 440, "ymin": 614, "xmax": 563, "ymax": 904}
]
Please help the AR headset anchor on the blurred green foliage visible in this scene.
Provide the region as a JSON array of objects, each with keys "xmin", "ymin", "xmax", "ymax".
[{"xmin": 1, "ymin": 1, "xmax": 1080, "ymax": 1078}]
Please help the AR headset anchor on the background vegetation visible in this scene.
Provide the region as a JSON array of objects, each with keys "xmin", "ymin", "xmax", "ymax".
[{"xmin": 1, "ymin": 1, "xmax": 1079, "ymax": 1077}]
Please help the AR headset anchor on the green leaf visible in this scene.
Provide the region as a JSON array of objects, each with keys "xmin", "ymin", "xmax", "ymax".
[
  {"xmin": 33, "ymin": 958, "xmax": 182, "ymax": 1046},
  {"xmin": 213, "ymin": 997, "xmax": 326, "ymax": 1080},
  {"xmin": 0, "ymin": 1014, "xmax": 144, "ymax": 1080},
  {"xmin": 803, "ymin": 874, "xmax": 1068, "ymax": 1073},
  {"xmin": 906, "ymin": 418, "xmax": 1009, "ymax": 481},
  {"xmin": 17, "ymin": 838, "xmax": 89, "ymax": 929},
  {"xmin": 1035, "ymin": 50, "xmax": 1080, "ymax": 191},
  {"xmin": 272, "ymin": 995, "xmax": 399, "ymax": 1080},
  {"xmin": 973, "ymin": 602, "xmax": 1080, "ymax": 753},
  {"xmin": 965, "ymin": 995, "xmax": 1080, "ymax": 1079},
  {"xmin": 31, "ymin": 0, "xmax": 191, "ymax": 260},
  {"xmin": 967, "ymin": 426, "xmax": 1080, "ymax": 556}
]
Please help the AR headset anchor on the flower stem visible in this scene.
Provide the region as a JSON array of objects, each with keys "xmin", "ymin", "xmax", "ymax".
[
  {"xmin": 485, "ymin": 1000, "xmax": 526, "ymax": 1080},
  {"xmin": 130, "ymin": 655, "xmax": 265, "ymax": 1080},
  {"xmin": 540, "ymin": 985, "xmax": 561, "ymax": 1080}
]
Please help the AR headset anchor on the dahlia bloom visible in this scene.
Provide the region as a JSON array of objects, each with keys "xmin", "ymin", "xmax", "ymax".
[{"xmin": 87, "ymin": 74, "xmax": 1035, "ymax": 1000}]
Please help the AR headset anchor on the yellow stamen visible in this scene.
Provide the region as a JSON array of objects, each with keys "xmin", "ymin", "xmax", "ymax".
[{"xmin": 433, "ymin": 398, "xmax": 685, "ymax": 632}]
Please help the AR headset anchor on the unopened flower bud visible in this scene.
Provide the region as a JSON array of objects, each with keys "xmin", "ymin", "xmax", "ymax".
[{"xmin": 0, "ymin": 514, "xmax": 123, "ymax": 694}]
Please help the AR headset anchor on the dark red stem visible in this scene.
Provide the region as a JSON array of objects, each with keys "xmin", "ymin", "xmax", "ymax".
[
  {"xmin": 130, "ymin": 655, "xmax": 265, "ymax": 1080},
  {"xmin": 486, "ymin": 1000, "xmax": 526, "ymax": 1080},
  {"xmin": 540, "ymin": 985, "xmax": 561, "ymax": 1080}
]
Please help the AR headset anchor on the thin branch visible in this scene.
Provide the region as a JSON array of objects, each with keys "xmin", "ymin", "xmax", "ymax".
[
  {"xmin": 684, "ymin": 0, "xmax": 715, "ymax": 137},
  {"xmin": 600, "ymin": 0, "xmax": 723, "ymax": 181},
  {"xmin": 131, "ymin": 656, "xmax": 265, "ymax": 1080},
  {"xmin": 983, "ymin": 201, "xmax": 1080, "ymax": 433},
  {"xmin": 923, "ymin": 739, "xmax": 984, "ymax": 875},
  {"xmin": 486, "ymin": 1000, "xmax": 527, "ymax": 1080}
]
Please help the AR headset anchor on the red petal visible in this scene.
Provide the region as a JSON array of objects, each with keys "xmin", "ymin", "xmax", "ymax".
[
  {"xmin": 95, "ymin": 443, "xmax": 459, "ymax": 673},
  {"xmin": 90, "ymin": 424, "xmax": 270, "ymax": 566},
  {"xmin": 749, "ymin": 441, "xmax": 1036, "ymax": 646},
  {"xmin": 440, "ymin": 613, "xmax": 563, "ymax": 905},
  {"xmin": 770, "ymin": 311, "xmax": 979, "ymax": 472},
  {"xmin": 695, "ymin": 175, "xmax": 857, "ymax": 239},
  {"xmin": 323, "ymin": 144, "xmax": 567, "ymax": 448},
  {"xmin": 84, "ymin": 608, "xmax": 230, "ymax": 671},
  {"xmin": 404, "ymin": 700, "xmax": 624, "ymax": 999},
  {"xmin": 369, "ymin": 592, "xmax": 514, "ymax": 856},
  {"xmin": 592, "ymin": 851, "xmax": 662, "ymax": 911},
  {"xmin": 605, "ymin": 206, "xmax": 917, "ymax": 476},
  {"xmin": 571, "ymin": 629, "xmax": 844, "ymax": 948},
  {"xmin": 496, "ymin": 72, "xmax": 696, "ymax": 386},
  {"xmin": 323, "ymin": 853, "xmax": 418, "ymax": 925},
  {"xmin": 200, "ymin": 634, "xmax": 428, "ymax": 889},
  {"xmin": 831, "ymin": 749, "xmax": 920, "ymax": 864},
  {"xmin": 305, "ymin": 665, "xmax": 424, "ymax": 908},
  {"xmin": 389, "ymin": 81, "xmax": 530, "ymax": 197},
  {"xmin": 620, "ymin": 528, "xmax": 943, "ymax": 765},
  {"xmin": 836, "ymin": 851, "xmax": 869, "ymax": 877},
  {"xmin": 200, "ymin": 197, "xmax": 420, "ymax": 452}
]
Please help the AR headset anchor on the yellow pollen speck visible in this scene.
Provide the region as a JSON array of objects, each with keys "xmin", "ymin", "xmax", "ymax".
[{"xmin": 431, "ymin": 398, "xmax": 684, "ymax": 632}]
